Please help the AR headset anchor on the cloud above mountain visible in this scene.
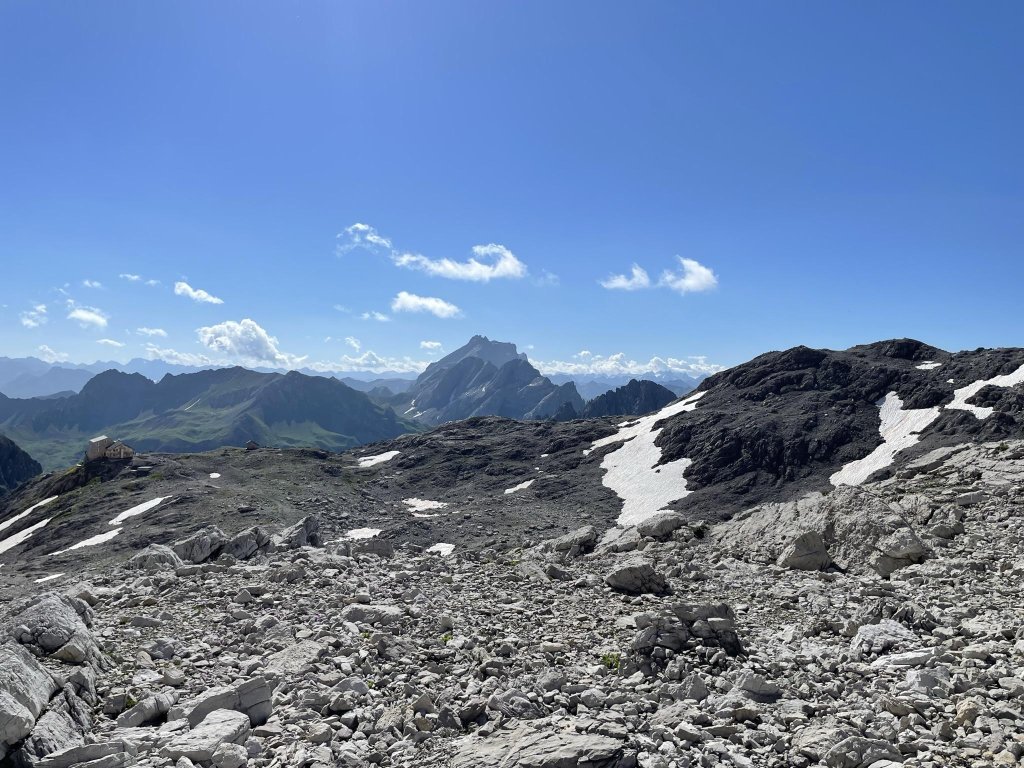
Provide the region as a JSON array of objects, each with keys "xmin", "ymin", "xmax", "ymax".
[
  {"xmin": 196, "ymin": 318, "xmax": 304, "ymax": 367},
  {"xmin": 391, "ymin": 291, "xmax": 462, "ymax": 319}
]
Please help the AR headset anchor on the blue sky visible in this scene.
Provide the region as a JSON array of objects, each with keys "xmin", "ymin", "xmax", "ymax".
[{"xmin": 1, "ymin": 1, "xmax": 1021, "ymax": 376}]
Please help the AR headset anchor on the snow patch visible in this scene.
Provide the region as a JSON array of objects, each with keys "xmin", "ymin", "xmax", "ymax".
[
  {"xmin": 592, "ymin": 391, "xmax": 706, "ymax": 527},
  {"xmin": 916, "ymin": 361, "xmax": 942, "ymax": 370},
  {"xmin": 209, "ymin": 472, "xmax": 221, "ymax": 479},
  {"xmin": 52, "ymin": 528, "xmax": 122, "ymax": 556},
  {"xmin": 35, "ymin": 573, "xmax": 64, "ymax": 584},
  {"xmin": 412, "ymin": 513, "xmax": 440, "ymax": 519},
  {"xmin": 403, "ymin": 498, "xmax": 448, "ymax": 512},
  {"xmin": 946, "ymin": 362, "xmax": 1024, "ymax": 419},
  {"xmin": 357, "ymin": 451, "xmax": 400, "ymax": 468},
  {"xmin": 0, "ymin": 495, "xmax": 59, "ymax": 535},
  {"xmin": 426, "ymin": 543, "xmax": 455, "ymax": 557},
  {"xmin": 109, "ymin": 497, "xmax": 167, "ymax": 526},
  {"xmin": 346, "ymin": 528, "xmax": 382, "ymax": 539},
  {"xmin": 0, "ymin": 517, "xmax": 54, "ymax": 555},
  {"xmin": 830, "ymin": 392, "xmax": 941, "ymax": 487},
  {"xmin": 504, "ymin": 479, "xmax": 535, "ymax": 495}
]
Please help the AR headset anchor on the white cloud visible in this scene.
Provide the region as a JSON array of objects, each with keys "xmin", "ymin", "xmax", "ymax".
[
  {"xmin": 136, "ymin": 327, "xmax": 167, "ymax": 337},
  {"xmin": 659, "ymin": 257, "xmax": 718, "ymax": 294},
  {"xmin": 535, "ymin": 352, "xmax": 725, "ymax": 379},
  {"xmin": 196, "ymin": 318, "xmax": 304, "ymax": 368},
  {"xmin": 391, "ymin": 291, "xmax": 461, "ymax": 319},
  {"xmin": 337, "ymin": 223, "xmax": 393, "ymax": 253},
  {"xmin": 144, "ymin": 344, "xmax": 213, "ymax": 367},
  {"xmin": 67, "ymin": 306, "xmax": 109, "ymax": 329},
  {"xmin": 419, "ymin": 340, "xmax": 443, "ymax": 351},
  {"xmin": 37, "ymin": 344, "xmax": 69, "ymax": 363},
  {"xmin": 83, "ymin": 279, "xmax": 103, "ymax": 289},
  {"xmin": 97, "ymin": 338, "xmax": 125, "ymax": 347},
  {"xmin": 360, "ymin": 311, "xmax": 391, "ymax": 322},
  {"xmin": 20, "ymin": 304, "xmax": 47, "ymax": 328},
  {"xmin": 119, "ymin": 273, "xmax": 141, "ymax": 282},
  {"xmin": 344, "ymin": 336, "xmax": 361, "ymax": 351},
  {"xmin": 339, "ymin": 223, "xmax": 528, "ymax": 282},
  {"xmin": 145, "ymin": 279, "xmax": 160, "ymax": 287},
  {"xmin": 395, "ymin": 243, "xmax": 527, "ymax": 282},
  {"xmin": 174, "ymin": 281, "xmax": 223, "ymax": 305},
  {"xmin": 601, "ymin": 265, "xmax": 651, "ymax": 291},
  {"xmin": 601, "ymin": 257, "xmax": 718, "ymax": 295}
]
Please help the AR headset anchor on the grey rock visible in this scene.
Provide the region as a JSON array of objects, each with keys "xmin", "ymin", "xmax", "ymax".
[
  {"xmin": 451, "ymin": 721, "xmax": 625, "ymax": 768},
  {"xmin": 270, "ymin": 515, "xmax": 321, "ymax": 550},
  {"xmin": 636, "ymin": 511, "xmax": 688, "ymax": 540},
  {"xmin": 221, "ymin": 527, "xmax": 273, "ymax": 560},
  {"xmin": 777, "ymin": 531, "xmax": 832, "ymax": 571},
  {"xmin": 605, "ymin": 556, "xmax": 669, "ymax": 595},
  {"xmin": 126, "ymin": 544, "xmax": 185, "ymax": 572},
  {"xmin": 172, "ymin": 527, "xmax": 228, "ymax": 564},
  {"xmin": 0, "ymin": 642, "xmax": 59, "ymax": 751},
  {"xmin": 169, "ymin": 677, "xmax": 274, "ymax": 727},
  {"xmin": 161, "ymin": 708, "xmax": 251, "ymax": 763}
]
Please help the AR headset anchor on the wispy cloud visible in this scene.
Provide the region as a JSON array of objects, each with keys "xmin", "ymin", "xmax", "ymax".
[
  {"xmin": 196, "ymin": 318, "xmax": 304, "ymax": 368},
  {"xmin": 344, "ymin": 336, "xmax": 361, "ymax": 351},
  {"xmin": 336, "ymin": 222, "xmax": 393, "ymax": 252},
  {"xmin": 174, "ymin": 281, "xmax": 224, "ymax": 305},
  {"xmin": 391, "ymin": 291, "xmax": 461, "ymax": 319},
  {"xmin": 601, "ymin": 257, "xmax": 718, "ymax": 295},
  {"xmin": 83, "ymin": 279, "xmax": 103, "ymax": 289},
  {"xmin": 119, "ymin": 273, "xmax": 141, "ymax": 282},
  {"xmin": 394, "ymin": 243, "xmax": 527, "ymax": 282},
  {"xmin": 360, "ymin": 311, "xmax": 391, "ymax": 322},
  {"xmin": 420, "ymin": 340, "xmax": 443, "ymax": 351},
  {"xmin": 97, "ymin": 338, "xmax": 125, "ymax": 347},
  {"xmin": 338, "ymin": 223, "xmax": 528, "ymax": 282},
  {"xmin": 600, "ymin": 265, "xmax": 651, "ymax": 291},
  {"xmin": 20, "ymin": 304, "xmax": 47, "ymax": 328},
  {"xmin": 67, "ymin": 305, "xmax": 109, "ymax": 329},
  {"xmin": 37, "ymin": 344, "xmax": 69, "ymax": 363},
  {"xmin": 136, "ymin": 327, "xmax": 167, "ymax": 337}
]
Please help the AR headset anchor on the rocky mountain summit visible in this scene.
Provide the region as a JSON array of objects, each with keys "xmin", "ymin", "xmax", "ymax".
[{"xmin": 391, "ymin": 336, "xmax": 584, "ymax": 426}]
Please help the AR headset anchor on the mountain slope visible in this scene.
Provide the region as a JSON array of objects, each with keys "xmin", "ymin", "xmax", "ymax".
[
  {"xmin": 0, "ymin": 367, "xmax": 419, "ymax": 470},
  {"xmin": 395, "ymin": 336, "xmax": 584, "ymax": 425},
  {"xmin": 580, "ymin": 379, "xmax": 677, "ymax": 418},
  {"xmin": 0, "ymin": 434, "xmax": 41, "ymax": 493}
]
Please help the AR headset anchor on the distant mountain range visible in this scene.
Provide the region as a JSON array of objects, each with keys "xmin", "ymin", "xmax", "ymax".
[
  {"xmin": 0, "ymin": 350, "xmax": 706, "ymax": 401},
  {"xmin": 391, "ymin": 336, "xmax": 585, "ymax": 426},
  {"xmin": 0, "ymin": 367, "xmax": 419, "ymax": 471}
]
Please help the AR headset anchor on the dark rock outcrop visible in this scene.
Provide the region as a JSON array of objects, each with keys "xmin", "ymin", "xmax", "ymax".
[
  {"xmin": 0, "ymin": 433, "xmax": 41, "ymax": 494},
  {"xmin": 581, "ymin": 379, "xmax": 677, "ymax": 419}
]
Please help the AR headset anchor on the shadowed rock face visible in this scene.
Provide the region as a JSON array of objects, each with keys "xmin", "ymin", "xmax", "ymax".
[
  {"xmin": 0, "ymin": 434, "xmax": 41, "ymax": 494},
  {"xmin": 650, "ymin": 339, "xmax": 1024, "ymax": 518},
  {"xmin": 581, "ymin": 379, "xmax": 678, "ymax": 419}
]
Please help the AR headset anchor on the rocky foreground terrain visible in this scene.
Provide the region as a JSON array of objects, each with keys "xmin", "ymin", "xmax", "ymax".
[{"xmin": 2, "ymin": 439, "xmax": 1023, "ymax": 768}]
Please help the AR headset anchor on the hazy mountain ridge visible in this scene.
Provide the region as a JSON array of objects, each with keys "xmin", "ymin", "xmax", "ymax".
[{"xmin": 0, "ymin": 367, "xmax": 420, "ymax": 471}]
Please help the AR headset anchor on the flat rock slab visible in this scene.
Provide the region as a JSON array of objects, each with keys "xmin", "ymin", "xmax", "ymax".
[
  {"xmin": 451, "ymin": 723, "xmax": 625, "ymax": 768},
  {"xmin": 160, "ymin": 708, "xmax": 250, "ymax": 763},
  {"xmin": 264, "ymin": 640, "xmax": 324, "ymax": 675}
]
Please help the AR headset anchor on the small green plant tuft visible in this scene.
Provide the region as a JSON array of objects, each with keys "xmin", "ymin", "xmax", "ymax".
[{"xmin": 601, "ymin": 652, "xmax": 622, "ymax": 672}]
